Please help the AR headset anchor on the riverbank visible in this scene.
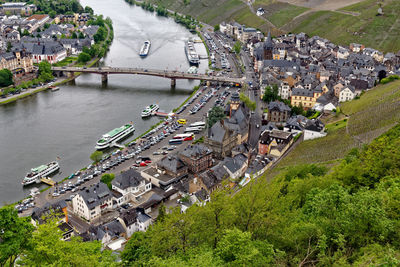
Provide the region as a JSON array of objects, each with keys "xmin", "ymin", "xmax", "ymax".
[{"xmin": 0, "ymin": 17, "xmax": 113, "ymax": 106}]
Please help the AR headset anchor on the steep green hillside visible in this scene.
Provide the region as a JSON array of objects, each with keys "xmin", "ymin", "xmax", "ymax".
[
  {"xmin": 121, "ymin": 123, "xmax": 400, "ymax": 266},
  {"xmin": 286, "ymin": 0, "xmax": 400, "ymax": 52}
]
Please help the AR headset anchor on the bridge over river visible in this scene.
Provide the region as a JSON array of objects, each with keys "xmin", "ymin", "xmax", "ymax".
[{"xmin": 51, "ymin": 66, "xmax": 245, "ymax": 87}]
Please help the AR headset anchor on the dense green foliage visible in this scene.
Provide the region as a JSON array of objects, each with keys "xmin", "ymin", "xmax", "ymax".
[
  {"xmin": 122, "ymin": 124, "xmax": 400, "ymax": 266},
  {"xmin": 239, "ymin": 92, "xmax": 256, "ymax": 111},
  {"xmin": 233, "ymin": 41, "xmax": 241, "ymax": 54},
  {"xmin": 207, "ymin": 106, "xmax": 226, "ymax": 128},
  {"xmin": 380, "ymin": 75, "xmax": 400, "ymax": 84},
  {"xmin": 0, "ymin": 206, "xmax": 34, "ymax": 266},
  {"xmin": 28, "ymin": 0, "xmax": 83, "ymax": 14},
  {"xmin": 38, "ymin": 61, "xmax": 54, "ymax": 82},
  {"xmin": 78, "ymin": 52, "xmax": 91, "ymax": 63},
  {"xmin": 0, "ymin": 69, "xmax": 13, "ymax": 87},
  {"xmin": 90, "ymin": 150, "xmax": 103, "ymax": 163},
  {"xmin": 101, "ymin": 173, "xmax": 115, "ymax": 190}
]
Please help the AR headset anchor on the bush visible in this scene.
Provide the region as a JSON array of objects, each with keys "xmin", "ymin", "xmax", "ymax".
[{"xmin": 78, "ymin": 52, "xmax": 91, "ymax": 63}]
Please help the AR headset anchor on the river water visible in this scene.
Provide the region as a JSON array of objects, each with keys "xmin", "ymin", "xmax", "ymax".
[{"xmin": 0, "ymin": 0, "xmax": 207, "ymax": 205}]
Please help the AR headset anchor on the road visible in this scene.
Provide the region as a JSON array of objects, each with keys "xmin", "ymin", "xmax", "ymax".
[{"xmin": 23, "ymin": 82, "xmax": 234, "ymax": 220}]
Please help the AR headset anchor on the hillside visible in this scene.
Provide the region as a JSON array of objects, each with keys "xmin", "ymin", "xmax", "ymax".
[
  {"xmin": 121, "ymin": 123, "xmax": 400, "ymax": 266},
  {"xmin": 142, "ymin": 0, "xmax": 400, "ymax": 53}
]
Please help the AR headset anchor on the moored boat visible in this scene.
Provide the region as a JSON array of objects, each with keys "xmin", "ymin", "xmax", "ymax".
[
  {"xmin": 50, "ymin": 86, "xmax": 60, "ymax": 92},
  {"xmin": 185, "ymin": 39, "xmax": 200, "ymax": 65},
  {"xmin": 139, "ymin": 40, "xmax": 151, "ymax": 57},
  {"xmin": 22, "ymin": 161, "xmax": 60, "ymax": 186},
  {"xmin": 141, "ymin": 104, "xmax": 159, "ymax": 118},
  {"xmin": 95, "ymin": 123, "xmax": 135, "ymax": 150}
]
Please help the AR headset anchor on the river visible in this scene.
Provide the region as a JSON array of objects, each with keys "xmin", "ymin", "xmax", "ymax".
[{"xmin": 0, "ymin": 0, "xmax": 207, "ymax": 205}]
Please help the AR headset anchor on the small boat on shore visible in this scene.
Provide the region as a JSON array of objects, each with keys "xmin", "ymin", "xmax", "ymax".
[
  {"xmin": 22, "ymin": 161, "xmax": 60, "ymax": 186},
  {"xmin": 141, "ymin": 104, "xmax": 159, "ymax": 118},
  {"xmin": 50, "ymin": 86, "xmax": 60, "ymax": 92},
  {"xmin": 139, "ymin": 40, "xmax": 151, "ymax": 57}
]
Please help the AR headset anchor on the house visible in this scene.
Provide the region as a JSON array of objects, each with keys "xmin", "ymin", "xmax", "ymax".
[
  {"xmin": 117, "ymin": 209, "xmax": 152, "ymax": 237},
  {"xmin": 25, "ymin": 14, "xmax": 50, "ymax": 32},
  {"xmin": 279, "ymin": 81, "xmax": 291, "ymax": 99},
  {"xmin": 157, "ymin": 155, "xmax": 188, "ymax": 178},
  {"xmin": 258, "ymin": 129, "xmax": 293, "ymax": 156},
  {"xmin": 1, "ymin": 2, "xmax": 35, "ymax": 15},
  {"xmin": 179, "ymin": 144, "xmax": 213, "ymax": 173},
  {"xmin": 141, "ymin": 165, "xmax": 186, "ymax": 189},
  {"xmin": 244, "ymin": 155, "xmax": 273, "ymax": 179},
  {"xmin": 334, "ymin": 82, "xmax": 344, "ymax": 98},
  {"xmin": 111, "ymin": 168, "xmax": 152, "ymax": 205},
  {"xmin": 199, "ymin": 162, "xmax": 229, "ymax": 193},
  {"xmin": 267, "ymin": 101, "xmax": 291, "ymax": 123},
  {"xmin": 72, "ymin": 182, "xmax": 113, "ymax": 222},
  {"xmin": 30, "ymin": 42, "xmax": 67, "ymax": 64},
  {"xmin": 283, "ymin": 115, "xmax": 308, "ymax": 134},
  {"xmin": 290, "ymin": 87, "xmax": 320, "ymax": 109},
  {"xmin": 31, "ymin": 199, "xmax": 74, "ymax": 240},
  {"xmin": 222, "ymin": 153, "xmax": 248, "ymax": 180},
  {"xmin": 303, "ymin": 119, "xmax": 326, "ymax": 140},
  {"xmin": 205, "ymin": 120, "xmax": 237, "ymax": 159},
  {"xmin": 338, "ymin": 85, "xmax": 356, "ymax": 102},
  {"xmin": 0, "ymin": 50, "xmax": 33, "ymax": 74},
  {"xmin": 350, "ymin": 43, "xmax": 364, "ymax": 53}
]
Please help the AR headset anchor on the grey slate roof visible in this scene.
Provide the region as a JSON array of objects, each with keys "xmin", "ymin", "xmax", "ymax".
[
  {"xmin": 222, "ymin": 153, "xmax": 247, "ymax": 174},
  {"xmin": 157, "ymin": 155, "xmax": 186, "ymax": 174},
  {"xmin": 112, "ymin": 169, "xmax": 145, "ymax": 190},
  {"xmin": 208, "ymin": 121, "xmax": 228, "ymax": 143},
  {"xmin": 79, "ymin": 182, "xmax": 111, "ymax": 210},
  {"xmin": 268, "ymin": 101, "xmax": 291, "ymax": 112},
  {"xmin": 137, "ymin": 212, "xmax": 152, "ymax": 223},
  {"xmin": 180, "ymin": 144, "xmax": 212, "ymax": 159},
  {"xmin": 291, "ymin": 87, "xmax": 314, "ymax": 97}
]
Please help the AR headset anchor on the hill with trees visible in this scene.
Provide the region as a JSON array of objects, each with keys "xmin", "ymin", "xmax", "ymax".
[{"xmin": 120, "ymin": 123, "xmax": 400, "ymax": 266}]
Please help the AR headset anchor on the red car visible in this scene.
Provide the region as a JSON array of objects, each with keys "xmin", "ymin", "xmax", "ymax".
[
  {"xmin": 144, "ymin": 160, "xmax": 152, "ymax": 164},
  {"xmin": 184, "ymin": 136, "xmax": 193, "ymax": 141},
  {"xmin": 139, "ymin": 162, "xmax": 148, "ymax": 167}
]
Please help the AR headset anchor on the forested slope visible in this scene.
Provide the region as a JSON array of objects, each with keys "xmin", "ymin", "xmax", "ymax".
[{"xmin": 122, "ymin": 123, "xmax": 400, "ymax": 266}]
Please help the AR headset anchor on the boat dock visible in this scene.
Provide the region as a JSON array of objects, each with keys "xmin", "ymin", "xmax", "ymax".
[
  {"xmin": 111, "ymin": 142, "xmax": 125, "ymax": 149},
  {"xmin": 40, "ymin": 177, "xmax": 56, "ymax": 186}
]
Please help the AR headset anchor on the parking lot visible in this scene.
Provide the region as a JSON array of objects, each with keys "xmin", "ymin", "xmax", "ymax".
[{"xmin": 26, "ymin": 82, "xmax": 237, "ymax": 218}]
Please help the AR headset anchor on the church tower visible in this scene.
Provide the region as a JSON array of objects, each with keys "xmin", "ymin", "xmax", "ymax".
[{"xmin": 263, "ymin": 31, "xmax": 273, "ymax": 60}]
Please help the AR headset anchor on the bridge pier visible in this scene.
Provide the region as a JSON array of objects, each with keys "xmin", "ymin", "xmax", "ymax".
[
  {"xmin": 171, "ymin": 78, "xmax": 176, "ymax": 88},
  {"xmin": 101, "ymin": 73, "xmax": 108, "ymax": 84},
  {"xmin": 66, "ymin": 72, "xmax": 75, "ymax": 80}
]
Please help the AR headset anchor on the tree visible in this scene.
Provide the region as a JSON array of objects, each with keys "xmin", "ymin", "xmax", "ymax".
[
  {"xmin": 233, "ymin": 41, "xmax": 241, "ymax": 54},
  {"xmin": 0, "ymin": 69, "xmax": 13, "ymax": 87},
  {"xmin": 84, "ymin": 6, "xmax": 94, "ymax": 15},
  {"xmin": 18, "ymin": 217, "xmax": 116, "ymax": 266},
  {"xmin": 78, "ymin": 52, "xmax": 91, "ymax": 63},
  {"xmin": 239, "ymin": 93, "xmax": 256, "ymax": 111},
  {"xmin": 78, "ymin": 31, "xmax": 85, "ymax": 39},
  {"xmin": 71, "ymin": 32, "xmax": 78, "ymax": 39},
  {"xmin": 207, "ymin": 106, "xmax": 226, "ymax": 128},
  {"xmin": 94, "ymin": 27, "xmax": 107, "ymax": 43},
  {"xmin": 214, "ymin": 24, "xmax": 220, "ymax": 32},
  {"xmin": 49, "ymin": 10, "xmax": 56, "ymax": 18},
  {"xmin": 38, "ymin": 61, "xmax": 53, "ymax": 82},
  {"xmin": 0, "ymin": 206, "xmax": 34, "ymax": 266},
  {"xmin": 157, "ymin": 203, "xmax": 167, "ymax": 223},
  {"xmin": 262, "ymin": 85, "xmax": 279, "ymax": 103},
  {"xmin": 100, "ymin": 173, "xmax": 115, "ymax": 190},
  {"xmin": 6, "ymin": 41, "xmax": 12, "ymax": 52},
  {"xmin": 90, "ymin": 151, "xmax": 103, "ymax": 163}
]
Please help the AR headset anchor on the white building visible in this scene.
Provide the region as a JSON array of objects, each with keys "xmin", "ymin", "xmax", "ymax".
[
  {"xmin": 279, "ymin": 82, "xmax": 291, "ymax": 99},
  {"xmin": 339, "ymin": 86, "xmax": 356, "ymax": 102},
  {"xmin": 111, "ymin": 169, "xmax": 152, "ymax": 206},
  {"xmin": 72, "ymin": 183, "xmax": 113, "ymax": 222}
]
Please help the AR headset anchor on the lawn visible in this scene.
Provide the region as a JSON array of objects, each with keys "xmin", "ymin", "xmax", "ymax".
[
  {"xmin": 52, "ymin": 56, "xmax": 78, "ymax": 67},
  {"xmin": 289, "ymin": 0, "xmax": 400, "ymax": 52}
]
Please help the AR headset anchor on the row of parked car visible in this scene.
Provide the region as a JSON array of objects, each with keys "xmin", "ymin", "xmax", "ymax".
[
  {"xmin": 189, "ymin": 88, "xmax": 218, "ymax": 114},
  {"xmin": 15, "ymin": 197, "xmax": 35, "ymax": 213}
]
